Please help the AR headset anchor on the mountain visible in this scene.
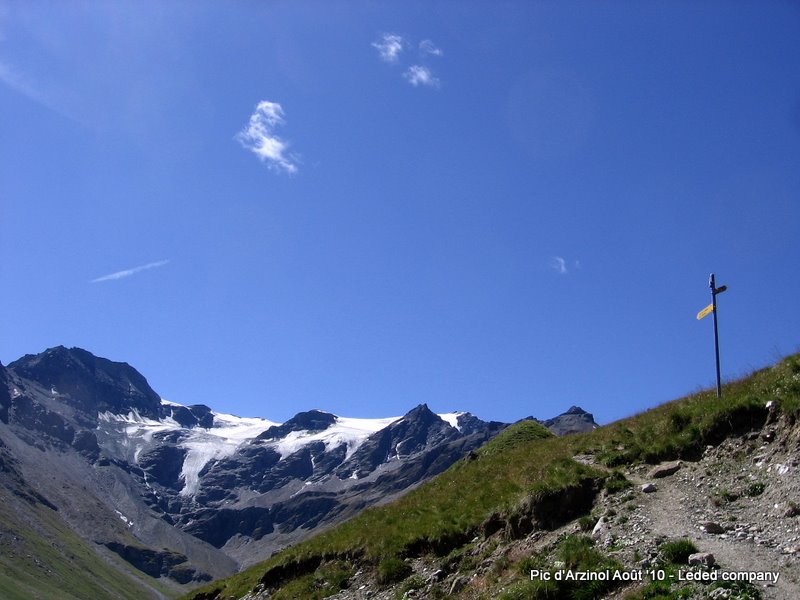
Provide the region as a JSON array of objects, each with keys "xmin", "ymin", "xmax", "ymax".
[
  {"xmin": 185, "ymin": 353, "xmax": 800, "ymax": 600},
  {"xmin": 0, "ymin": 346, "xmax": 593, "ymax": 598},
  {"xmin": 538, "ymin": 404, "xmax": 598, "ymax": 435}
]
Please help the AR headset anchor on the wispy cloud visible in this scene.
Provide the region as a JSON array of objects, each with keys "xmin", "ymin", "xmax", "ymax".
[
  {"xmin": 372, "ymin": 33, "xmax": 405, "ymax": 63},
  {"xmin": 403, "ymin": 65, "xmax": 440, "ymax": 88},
  {"xmin": 419, "ymin": 40, "xmax": 443, "ymax": 57},
  {"xmin": 236, "ymin": 100, "xmax": 299, "ymax": 174},
  {"xmin": 547, "ymin": 257, "xmax": 582, "ymax": 274},
  {"xmin": 373, "ymin": 34, "xmax": 443, "ymax": 89},
  {"xmin": 549, "ymin": 256, "xmax": 568, "ymax": 275},
  {"xmin": 0, "ymin": 59, "xmax": 82, "ymax": 123},
  {"xmin": 91, "ymin": 260, "xmax": 170, "ymax": 283}
]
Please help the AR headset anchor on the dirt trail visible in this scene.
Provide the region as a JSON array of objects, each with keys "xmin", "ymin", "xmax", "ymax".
[{"xmin": 628, "ymin": 441, "xmax": 800, "ymax": 600}]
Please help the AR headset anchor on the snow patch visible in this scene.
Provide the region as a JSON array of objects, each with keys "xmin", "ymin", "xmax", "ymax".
[
  {"xmin": 160, "ymin": 398, "xmax": 184, "ymax": 407},
  {"xmin": 270, "ymin": 415, "xmax": 400, "ymax": 461},
  {"xmin": 438, "ymin": 412, "xmax": 465, "ymax": 431},
  {"xmin": 115, "ymin": 510, "xmax": 133, "ymax": 528}
]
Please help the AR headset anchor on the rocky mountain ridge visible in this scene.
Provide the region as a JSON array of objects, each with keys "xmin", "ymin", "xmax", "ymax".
[{"xmin": 0, "ymin": 346, "xmax": 596, "ymax": 598}]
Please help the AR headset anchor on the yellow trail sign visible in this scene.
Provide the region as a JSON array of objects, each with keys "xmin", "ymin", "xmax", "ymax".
[{"xmin": 696, "ymin": 303, "xmax": 714, "ymax": 320}]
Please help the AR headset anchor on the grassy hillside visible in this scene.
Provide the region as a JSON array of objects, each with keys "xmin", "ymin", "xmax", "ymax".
[
  {"xmin": 184, "ymin": 352, "xmax": 800, "ymax": 600},
  {"xmin": 0, "ymin": 487, "xmax": 177, "ymax": 600}
]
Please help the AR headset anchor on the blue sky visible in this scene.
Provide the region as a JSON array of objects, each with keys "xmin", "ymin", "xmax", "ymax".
[{"xmin": 2, "ymin": 1, "xmax": 799, "ymax": 425}]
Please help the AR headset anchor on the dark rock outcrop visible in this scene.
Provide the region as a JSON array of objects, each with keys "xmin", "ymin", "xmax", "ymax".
[
  {"xmin": 8, "ymin": 346, "xmax": 162, "ymax": 419},
  {"xmin": 257, "ymin": 409, "xmax": 337, "ymax": 440},
  {"xmin": 182, "ymin": 507, "xmax": 274, "ymax": 548},
  {"xmin": 166, "ymin": 404, "xmax": 214, "ymax": 428},
  {"xmin": 103, "ymin": 542, "xmax": 211, "ymax": 583},
  {"xmin": 138, "ymin": 444, "xmax": 188, "ymax": 490}
]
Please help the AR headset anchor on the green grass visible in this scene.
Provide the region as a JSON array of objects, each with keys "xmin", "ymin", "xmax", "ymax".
[
  {"xmin": 0, "ymin": 489, "xmax": 175, "ymax": 600},
  {"xmin": 604, "ymin": 470, "xmax": 633, "ymax": 494},
  {"xmin": 376, "ymin": 557, "xmax": 412, "ymax": 584},
  {"xmin": 658, "ymin": 539, "xmax": 698, "ymax": 565},
  {"xmin": 500, "ymin": 535, "xmax": 623, "ymax": 600},
  {"xmin": 263, "ymin": 560, "xmax": 352, "ymax": 600},
  {"xmin": 184, "ymin": 352, "xmax": 800, "ymax": 600}
]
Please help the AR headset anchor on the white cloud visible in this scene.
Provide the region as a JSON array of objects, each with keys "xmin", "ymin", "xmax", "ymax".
[
  {"xmin": 419, "ymin": 40, "xmax": 443, "ymax": 57},
  {"xmin": 373, "ymin": 34, "xmax": 444, "ymax": 88},
  {"xmin": 236, "ymin": 100, "xmax": 299, "ymax": 174},
  {"xmin": 372, "ymin": 33, "xmax": 405, "ymax": 63},
  {"xmin": 91, "ymin": 260, "xmax": 170, "ymax": 283},
  {"xmin": 403, "ymin": 65, "xmax": 440, "ymax": 88},
  {"xmin": 549, "ymin": 256, "xmax": 568, "ymax": 275}
]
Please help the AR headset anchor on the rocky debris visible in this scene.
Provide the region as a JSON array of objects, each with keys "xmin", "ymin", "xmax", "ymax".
[
  {"xmin": 688, "ymin": 552, "xmax": 715, "ymax": 566},
  {"xmin": 590, "ymin": 420, "xmax": 800, "ymax": 599},
  {"xmin": 780, "ymin": 502, "xmax": 800, "ymax": 518},
  {"xmin": 591, "ymin": 516, "xmax": 609, "ymax": 541},
  {"xmin": 648, "ymin": 460, "xmax": 682, "ymax": 479},
  {"xmin": 428, "ymin": 569, "xmax": 445, "ymax": 583},
  {"xmin": 700, "ymin": 521, "xmax": 726, "ymax": 534},
  {"xmin": 449, "ymin": 575, "xmax": 468, "ymax": 595},
  {"xmin": 641, "ymin": 483, "xmax": 657, "ymax": 493}
]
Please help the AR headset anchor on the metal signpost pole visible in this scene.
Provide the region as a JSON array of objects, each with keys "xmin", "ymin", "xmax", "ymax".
[
  {"xmin": 710, "ymin": 274, "xmax": 722, "ymax": 398},
  {"xmin": 697, "ymin": 274, "xmax": 727, "ymax": 398}
]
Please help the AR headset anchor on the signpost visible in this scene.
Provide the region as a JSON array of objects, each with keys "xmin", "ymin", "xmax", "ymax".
[
  {"xmin": 698, "ymin": 274, "xmax": 728, "ymax": 398},
  {"xmin": 696, "ymin": 303, "xmax": 714, "ymax": 320}
]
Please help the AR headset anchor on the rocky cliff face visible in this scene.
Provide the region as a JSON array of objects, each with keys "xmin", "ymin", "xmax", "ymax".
[{"xmin": 0, "ymin": 347, "xmax": 596, "ymax": 594}]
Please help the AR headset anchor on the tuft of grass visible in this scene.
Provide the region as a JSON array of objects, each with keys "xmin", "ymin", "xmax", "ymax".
[
  {"xmin": 659, "ymin": 539, "xmax": 698, "ymax": 565},
  {"xmin": 395, "ymin": 574, "xmax": 425, "ymax": 599},
  {"xmin": 746, "ymin": 482, "xmax": 766, "ymax": 497},
  {"xmin": 559, "ymin": 535, "xmax": 606, "ymax": 569},
  {"xmin": 376, "ymin": 557, "xmax": 411, "ymax": 585},
  {"xmin": 604, "ymin": 470, "xmax": 633, "ymax": 494},
  {"xmin": 578, "ymin": 515, "xmax": 598, "ymax": 532}
]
